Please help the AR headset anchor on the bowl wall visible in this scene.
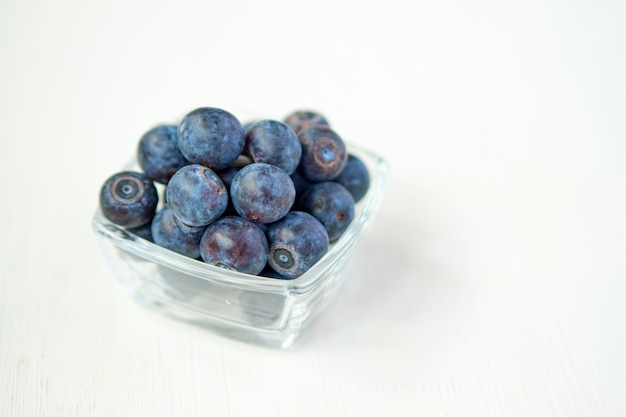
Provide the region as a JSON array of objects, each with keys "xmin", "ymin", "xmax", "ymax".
[{"xmin": 93, "ymin": 142, "xmax": 389, "ymax": 349}]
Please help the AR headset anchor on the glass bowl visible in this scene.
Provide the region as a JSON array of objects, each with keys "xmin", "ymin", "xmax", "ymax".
[{"xmin": 92, "ymin": 141, "xmax": 389, "ymax": 349}]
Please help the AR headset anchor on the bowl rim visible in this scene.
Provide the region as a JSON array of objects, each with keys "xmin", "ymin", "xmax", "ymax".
[{"xmin": 93, "ymin": 141, "xmax": 389, "ymax": 294}]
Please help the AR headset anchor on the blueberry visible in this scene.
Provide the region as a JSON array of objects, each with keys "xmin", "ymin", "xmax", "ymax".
[
  {"xmin": 99, "ymin": 171, "xmax": 158, "ymax": 228},
  {"xmin": 137, "ymin": 125, "xmax": 188, "ymax": 184},
  {"xmin": 290, "ymin": 170, "xmax": 312, "ymax": 200},
  {"xmin": 177, "ymin": 107, "xmax": 245, "ymax": 170},
  {"xmin": 257, "ymin": 265, "xmax": 293, "ymax": 280},
  {"xmin": 151, "ymin": 205, "xmax": 207, "ymax": 258},
  {"xmin": 127, "ymin": 222, "xmax": 154, "ymax": 242},
  {"xmin": 165, "ymin": 164, "xmax": 228, "ymax": 227},
  {"xmin": 230, "ymin": 163, "xmax": 295, "ymax": 223},
  {"xmin": 266, "ymin": 211, "xmax": 329, "ymax": 278},
  {"xmin": 245, "ymin": 120, "xmax": 302, "ymax": 175},
  {"xmin": 333, "ymin": 154, "xmax": 370, "ymax": 203},
  {"xmin": 199, "ymin": 216, "xmax": 268, "ymax": 275},
  {"xmin": 297, "ymin": 124, "xmax": 347, "ymax": 182},
  {"xmin": 297, "ymin": 181, "xmax": 355, "ymax": 243},
  {"xmin": 215, "ymin": 155, "xmax": 254, "ymax": 216},
  {"xmin": 283, "ymin": 110, "xmax": 329, "ymax": 134},
  {"xmin": 216, "ymin": 166, "xmax": 241, "ymax": 191},
  {"xmin": 216, "ymin": 168, "xmax": 244, "ymax": 217},
  {"xmin": 215, "ymin": 155, "xmax": 253, "ymax": 190}
]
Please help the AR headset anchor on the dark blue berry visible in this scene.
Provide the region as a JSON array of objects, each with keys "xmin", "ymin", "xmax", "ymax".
[
  {"xmin": 290, "ymin": 170, "xmax": 312, "ymax": 200},
  {"xmin": 333, "ymin": 154, "xmax": 370, "ymax": 203},
  {"xmin": 245, "ymin": 120, "xmax": 301, "ymax": 175},
  {"xmin": 165, "ymin": 164, "xmax": 228, "ymax": 227},
  {"xmin": 151, "ymin": 205, "xmax": 207, "ymax": 258},
  {"xmin": 297, "ymin": 124, "xmax": 347, "ymax": 181},
  {"xmin": 216, "ymin": 155, "xmax": 253, "ymax": 189},
  {"xmin": 284, "ymin": 110, "xmax": 329, "ymax": 134},
  {"xmin": 177, "ymin": 107, "xmax": 245, "ymax": 170},
  {"xmin": 216, "ymin": 155, "xmax": 254, "ymax": 216},
  {"xmin": 99, "ymin": 171, "xmax": 158, "ymax": 228},
  {"xmin": 216, "ymin": 163, "xmax": 247, "ymax": 217},
  {"xmin": 128, "ymin": 222, "xmax": 154, "ymax": 242},
  {"xmin": 137, "ymin": 125, "xmax": 188, "ymax": 184},
  {"xmin": 297, "ymin": 181, "xmax": 355, "ymax": 243},
  {"xmin": 199, "ymin": 216, "xmax": 268, "ymax": 275},
  {"xmin": 257, "ymin": 265, "xmax": 293, "ymax": 280},
  {"xmin": 230, "ymin": 163, "xmax": 295, "ymax": 223},
  {"xmin": 266, "ymin": 211, "xmax": 329, "ymax": 278}
]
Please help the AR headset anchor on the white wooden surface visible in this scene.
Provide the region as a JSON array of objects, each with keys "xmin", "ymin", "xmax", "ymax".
[{"xmin": 1, "ymin": 0, "xmax": 625, "ymax": 416}]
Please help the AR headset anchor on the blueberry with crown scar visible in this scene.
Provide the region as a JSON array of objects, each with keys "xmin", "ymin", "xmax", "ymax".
[
  {"xmin": 266, "ymin": 211, "xmax": 329, "ymax": 278},
  {"xmin": 297, "ymin": 124, "xmax": 347, "ymax": 182},
  {"xmin": 99, "ymin": 171, "xmax": 158, "ymax": 228}
]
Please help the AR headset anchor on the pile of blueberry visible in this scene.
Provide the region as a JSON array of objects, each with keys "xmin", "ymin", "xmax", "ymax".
[{"xmin": 99, "ymin": 107, "xmax": 370, "ymax": 279}]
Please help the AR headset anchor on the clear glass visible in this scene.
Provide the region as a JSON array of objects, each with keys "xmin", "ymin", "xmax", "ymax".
[{"xmin": 92, "ymin": 142, "xmax": 389, "ymax": 349}]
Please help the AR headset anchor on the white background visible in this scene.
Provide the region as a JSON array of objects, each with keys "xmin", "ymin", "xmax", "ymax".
[{"xmin": 1, "ymin": 0, "xmax": 625, "ymax": 416}]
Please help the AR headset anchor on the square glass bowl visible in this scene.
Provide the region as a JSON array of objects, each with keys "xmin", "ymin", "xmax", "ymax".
[{"xmin": 92, "ymin": 142, "xmax": 388, "ymax": 349}]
